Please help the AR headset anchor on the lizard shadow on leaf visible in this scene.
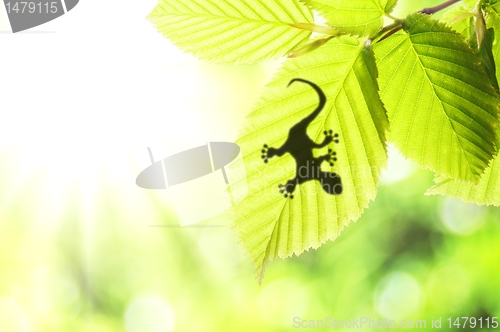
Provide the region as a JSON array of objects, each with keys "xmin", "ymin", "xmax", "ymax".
[{"xmin": 261, "ymin": 78, "xmax": 342, "ymax": 198}]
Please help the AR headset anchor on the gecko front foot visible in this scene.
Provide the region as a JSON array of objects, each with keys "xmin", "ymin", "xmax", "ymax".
[
  {"xmin": 262, "ymin": 144, "xmax": 280, "ymax": 163},
  {"xmin": 323, "ymin": 130, "xmax": 339, "ymax": 144},
  {"xmin": 261, "ymin": 144, "xmax": 270, "ymax": 163}
]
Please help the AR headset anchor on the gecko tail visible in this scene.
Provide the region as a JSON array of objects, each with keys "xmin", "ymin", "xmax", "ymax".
[{"xmin": 287, "ymin": 78, "xmax": 327, "ymax": 125}]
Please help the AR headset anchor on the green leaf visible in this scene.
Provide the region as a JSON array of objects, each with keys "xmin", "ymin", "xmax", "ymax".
[
  {"xmin": 374, "ymin": 13, "xmax": 500, "ymax": 183},
  {"xmin": 302, "ymin": 0, "xmax": 398, "ymax": 37},
  {"xmin": 147, "ymin": 0, "xmax": 313, "ymax": 64},
  {"xmin": 442, "ymin": 6, "xmax": 498, "ymax": 90},
  {"xmin": 426, "ymin": 153, "xmax": 500, "ymax": 206},
  {"xmin": 477, "ymin": 28, "xmax": 499, "ymax": 90},
  {"xmin": 484, "ymin": 1, "xmax": 500, "ymax": 83},
  {"xmin": 229, "ymin": 37, "xmax": 388, "ymax": 282},
  {"xmin": 427, "ymin": 164, "xmax": 500, "ymax": 206}
]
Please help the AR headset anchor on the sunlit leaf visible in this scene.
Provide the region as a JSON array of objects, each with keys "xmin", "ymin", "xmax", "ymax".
[
  {"xmin": 426, "ymin": 135, "xmax": 500, "ymax": 206},
  {"xmin": 442, "ymin": 6, "xmax": 498, "ymax": 89},
  {"xmin": 374, "ymin": 13, "xmax": 500, "ymax": 183},
  {"xmin": 147, "ymin": 0, "xmax": 313, "ymax": 64},
  {"xmin": 229, "ymin": 37, "xmax": 388, "ymax": 282},
  {"xmin": 302, "ymin": 0, "xmax": 398, "ymax": 37},
  {"xmin": 484, "ymin": 0, "xmax": 500, "ymax": 82}
]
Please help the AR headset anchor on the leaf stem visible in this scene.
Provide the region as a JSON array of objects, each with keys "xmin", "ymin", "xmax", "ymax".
[
  {"xmin": 378, "ymin": 20, "xmax": 403, "ymax": 35},
  {"xmin": 384, "ymin": 13, "xmax": 400, "ymax": 21},
  {"xmin": 290, "ymin": 23, "xmax": 340, "ymax": 36},
  {"xmin": 377, "ymin": 26, "xmax": 403, "ymax": 42}
]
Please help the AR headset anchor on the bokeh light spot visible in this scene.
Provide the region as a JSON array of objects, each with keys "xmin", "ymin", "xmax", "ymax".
[
  {"xmin": 439, "ymin": 197, "xmax": 486, "ymax": 235},
  {"xmin": 374, "ymin": 271, "xmax": 422, "ymax": 319},
  {"xmin": 380, "ymin": 144, "xmax": 417, "ymax": 184},
  {"xmin": 125, "ymin": 295, "xmax": 175, "ymax": 332},
  {"xmin": 0, "ymin": 297, "xmax": 30, "ymax": 332}
]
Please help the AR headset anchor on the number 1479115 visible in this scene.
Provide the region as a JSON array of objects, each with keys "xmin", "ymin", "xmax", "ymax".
[
  {"xmin": 447, "ymin": 317, "xmax": 498, "ymax": 329},
  {"xmin": 5, "ymin": 2, "xmax": 58, "ymax": 14}
]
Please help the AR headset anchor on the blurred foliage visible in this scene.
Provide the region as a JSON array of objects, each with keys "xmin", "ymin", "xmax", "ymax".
[{"xmin": 1, "ymin": 150, "xmax": 499, "ymax": 331}]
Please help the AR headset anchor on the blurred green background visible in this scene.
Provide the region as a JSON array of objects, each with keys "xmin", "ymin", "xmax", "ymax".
[{"xmin": 1, "ymin": 0, "xmax": 499, "ymax": 331}]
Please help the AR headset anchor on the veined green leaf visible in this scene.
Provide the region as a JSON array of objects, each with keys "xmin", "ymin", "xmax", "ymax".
[
  {"xmin": 442, "ymin": 6, "xmax": 498, "ymax": 89},
  {"xmin": 229, "ymin": 37, "xmax": 388, "ymax": 282},
  {"xmin": 374, "ymin": 13, "xmax": 500, "ymax": 183},
  {"xmin": 427, "ymin": 160, "xmax": 500, "ymax": 206},
  {"xmin": 479, "ymin": 28, "xmax": 499, "ymax": 90},
  {"xmin": 147, "ymin": 0, "xmax": 313, "ymax": 64},
  {"xmin": 426, "ymin": 132, "xmax": 500, "ymax": 206},
  {"xmin": 302, "ymin": 0, "xmax": 398, "ymax": 37},
  {"xmin": 484, "ymin": 1, "xmax": 500, "ymax": 82}
]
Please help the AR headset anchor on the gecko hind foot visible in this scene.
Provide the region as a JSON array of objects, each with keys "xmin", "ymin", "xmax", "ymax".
[
  {"xmin": 278, "ymin": 184, "xmax": 294, "ymax": 199},
  {"xmin": 327, "ymin": 148, "xmax": 338, "ymax": 166},
  {"xmin": 324, "ymin": 130, "xmax": 339, "ymax": 144}
]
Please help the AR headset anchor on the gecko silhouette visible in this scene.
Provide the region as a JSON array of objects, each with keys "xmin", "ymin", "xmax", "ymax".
[{"xmin": 261, "ymin": 78, "xmax": 342, "ymax": 198}]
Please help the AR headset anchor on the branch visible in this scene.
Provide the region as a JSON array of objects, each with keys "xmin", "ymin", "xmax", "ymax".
[
  {"xmin": 419, "ymin": 0, "xmax": 462, "ymax": 15},
  {"xmin": 375, "ymin": 0, "xmax": 462, "ymax": 42}
]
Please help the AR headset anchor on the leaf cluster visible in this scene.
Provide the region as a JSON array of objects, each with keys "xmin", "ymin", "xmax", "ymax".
[{"xmin": 148, "ymin": 0, "xmax": 500, "ymax": 281}]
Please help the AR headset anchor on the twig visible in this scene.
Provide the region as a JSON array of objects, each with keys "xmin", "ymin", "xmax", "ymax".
[
  {"xmin": 375, "ymin": 0, "xmax": 462, "ymax": 42},
  {"xmin": 419, "ymin": 0, "xmax": 462, "ymax": 15}
]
